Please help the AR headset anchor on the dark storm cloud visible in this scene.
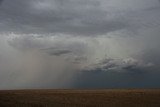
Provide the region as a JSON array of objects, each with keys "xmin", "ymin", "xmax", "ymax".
[
  {"xmin": 0, "ymin": 0, "xmax": 3, "ymax": 4},
  {"xmin": 0, "ymin": 0, "xmax": 127, "ymax": 35},
  {"xmin": 0, "ymin": 0, "xmax": 160, "ymax": 36},
  {"xmin": 73, "ymin": 69, "xmax": 160, "ymax": 88}
]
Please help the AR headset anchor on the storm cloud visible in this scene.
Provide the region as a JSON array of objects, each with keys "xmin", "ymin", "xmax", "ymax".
[
  {"xmin": 0, "ymin": 0, "xmax": 160, "ymax": 89},
  {"xmin": 0, "ymin": 0, "xmax": 159, "ymax": 35}
]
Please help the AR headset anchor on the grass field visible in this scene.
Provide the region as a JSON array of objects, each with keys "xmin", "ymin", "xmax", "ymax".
[{"xmin": 0, "ymin": 89, "xmax": 160, "ymax": 107}]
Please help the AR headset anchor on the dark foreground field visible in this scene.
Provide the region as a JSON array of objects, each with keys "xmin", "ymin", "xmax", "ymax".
[{"xmin": 0, "ymin": 89, "xmax": 160, "ymax": 107}]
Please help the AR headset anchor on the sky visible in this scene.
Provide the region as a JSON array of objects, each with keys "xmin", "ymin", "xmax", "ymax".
[{"xmin": 0, "ymin": 0, "xmax": 160, "ymax": 89}]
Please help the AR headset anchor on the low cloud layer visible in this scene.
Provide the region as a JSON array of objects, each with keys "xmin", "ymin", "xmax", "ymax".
[{"xmin": 0, "ymin": 0, "xmax": 160, "ymax": 89}]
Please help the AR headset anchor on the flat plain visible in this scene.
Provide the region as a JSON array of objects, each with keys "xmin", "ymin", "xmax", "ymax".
[{"xmin": 0, "ymin": 89, "xmax": 160, "ymax": 107}]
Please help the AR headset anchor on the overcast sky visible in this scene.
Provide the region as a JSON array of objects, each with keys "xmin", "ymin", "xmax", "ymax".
[{"xmin": 0, "ymin": 0, "xmax": 160, "ymax": 89}]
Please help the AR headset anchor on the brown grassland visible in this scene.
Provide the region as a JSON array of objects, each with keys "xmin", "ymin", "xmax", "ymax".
[{"xmin": 0, "ymin": 89, "xmax": 160, "ymax": 107}]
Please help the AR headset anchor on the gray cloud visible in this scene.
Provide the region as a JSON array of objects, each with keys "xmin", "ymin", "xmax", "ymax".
[
  {"xmin": 83, "ymin": 57, "xmax": 154, "ymax": 73},
  {"xmin": 8, "ymin": 35, "xmax": 43, "ymax": 51},
  {"xmin": 2, "ymin": 0, "xmax": 159, "ymax": 35},
  {"xmin": 0, "ymin": 0, "xmax": 115, "ymax": 35},
  {"xmin": 0, "ymin": 0, "xmax": 3, "ymax": 4},
  {"xmin": 42, "ymin": 47, "xmax": 72, "ymax": 56}
]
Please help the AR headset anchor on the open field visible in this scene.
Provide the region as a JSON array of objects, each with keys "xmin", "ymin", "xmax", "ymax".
[{"xmin": 0, "ymin": 89, "xmax": 160, "ymax": 107}]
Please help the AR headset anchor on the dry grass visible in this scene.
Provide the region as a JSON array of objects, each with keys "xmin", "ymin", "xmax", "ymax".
[{"xmin": 0, "ymin": 89, "xmax": 160, "ymax": 107}]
